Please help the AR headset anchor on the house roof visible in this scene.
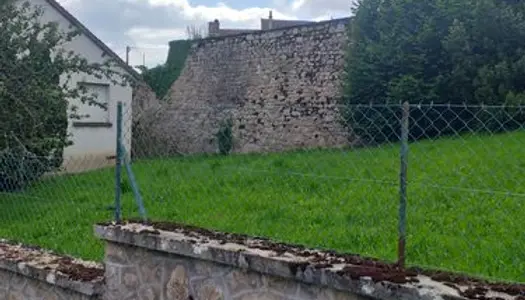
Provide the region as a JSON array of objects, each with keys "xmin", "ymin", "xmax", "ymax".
[{"xmin": 44, "ymin": 0, "xmax": 141, "ymax": 81}]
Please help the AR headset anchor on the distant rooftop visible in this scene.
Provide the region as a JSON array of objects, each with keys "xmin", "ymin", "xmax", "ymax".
[{"xmin": 208, "ymin": 10, "xmax": 318, "ymax": 38}]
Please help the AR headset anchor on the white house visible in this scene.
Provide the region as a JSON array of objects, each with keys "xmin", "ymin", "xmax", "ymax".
[{"xmin": 27, "ymin": 0, "xmax": 139, "ymax": 173}]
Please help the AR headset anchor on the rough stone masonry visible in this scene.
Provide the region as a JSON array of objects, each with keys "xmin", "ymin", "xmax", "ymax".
[
  {"xmin": 96, "ymin": 221, "xmax": 525, "ymax": 300},
  {"xmin": 150, "ymin": 18, "xmax": 352, "ymax": 155}
]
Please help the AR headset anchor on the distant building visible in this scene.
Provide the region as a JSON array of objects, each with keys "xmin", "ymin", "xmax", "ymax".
[{"xmin": 208, "ymin": 10, "xmax": 317, "ymax": 37}]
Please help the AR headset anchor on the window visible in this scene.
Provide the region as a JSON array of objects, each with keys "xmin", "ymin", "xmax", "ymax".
[{"xmin": 74, "ymin": 82, "xmax": 111, "ymax": 127}]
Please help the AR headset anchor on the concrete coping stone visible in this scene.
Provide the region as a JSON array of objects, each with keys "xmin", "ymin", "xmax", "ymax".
[
  {"xmin": 0, "ymin": 239, "xmax": 104, "ymax": 296},
  {"xmin": 94, "ymin": 220, "xmax": 525, "ymax": 300}
]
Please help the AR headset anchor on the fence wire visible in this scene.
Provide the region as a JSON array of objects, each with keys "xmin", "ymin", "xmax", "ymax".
[
  {"xmin": 125, "ymin": 101, "xmax": 525, "ymax": 282},
  {"xmin": 2, "ymin": 0, "xmax": 524, "ymax": 288},
  {"xmin": 1, "ymin": 95, "xmax": 525, "ymax": 282}
]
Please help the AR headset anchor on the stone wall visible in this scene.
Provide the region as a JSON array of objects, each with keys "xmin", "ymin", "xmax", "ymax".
[
  {"xmin": 132, "ymin": 81, "xmax": 161, "ymax": 120},
  {"xmin": 94, "ymin": 221, "xmax": 520, "ymax": 300},
  {"xmin": 130, "ymin": 80, "xmax": 167, "ymax": 159},
  {"xmin": 0, "ymin": 239, "xmax": 104, "ymax": 300},
  {"xmin": 2, "ymin": 223, "xmax": 522, "ymax": 300},
  {"xmin": 151, "ymin": 18, "xmax": 352, "ymax": 155},
  {"xmin": 103, "ymin": 242, "xmax": 367, "ymax": 300}
]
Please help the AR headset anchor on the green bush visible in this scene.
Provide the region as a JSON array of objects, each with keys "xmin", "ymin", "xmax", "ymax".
[
  {"xmin": 0, "ymin": 147, "xmax": 51, "ymax": 192},
  {"xmin": 139, "ymin": 40, "xmax": 193, "ymax": 100},
  {"xmin": 0, "ymin": 0, "xmax": 129, "ymax": 191},
  {"xmin": 216, "ymin": 118, "xmax": 233, "ymax": 155},
  {"xmin": 343, "ymin": 0, "xmax": 525, "ymax": 144}
]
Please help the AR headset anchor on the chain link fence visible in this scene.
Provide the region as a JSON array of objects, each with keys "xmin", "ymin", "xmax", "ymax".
[
  {"xmin": 126, "ymin": 102, "xmax": 525, "ymax": 282},
  {"xmin": 2, "ymin": 2, "xmax": 525, "ymax": 281},
  {"xmin": 1, "ymin": 91, "xmax": 525, "ymax": 282}
]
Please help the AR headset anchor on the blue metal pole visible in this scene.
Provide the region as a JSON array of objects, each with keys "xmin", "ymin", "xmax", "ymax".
[
  {"xmin": 114, "ymin": 101, "xmax": 123, "ymax": 223},
  {"xmin": 121, "ymin": 146, "xmax": 148, "ymax": 221},
  {"xmin": 398, "ymin": 101, "xmax": 409, "ymax": 267}
]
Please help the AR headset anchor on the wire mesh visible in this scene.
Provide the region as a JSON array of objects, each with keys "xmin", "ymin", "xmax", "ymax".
[
  {"xmin": 2, "ymin": 84, "xmax": 525, "ymax": 282},
  {"xmin": 124, "ymin": 101, "xmax": 525, "ymax": 282},
  {"xmin": 1, "ymin": 0, "xmax": 524, "ymax": 284}
]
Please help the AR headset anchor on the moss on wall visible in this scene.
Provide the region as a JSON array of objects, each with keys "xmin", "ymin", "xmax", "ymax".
[
  {"xmin": 141, "ymin": 39, "xmax": 193, "ymax": 100},
  {"xmin": 166, "ymin": 39, "xmax": 193, "ymax": 68}
]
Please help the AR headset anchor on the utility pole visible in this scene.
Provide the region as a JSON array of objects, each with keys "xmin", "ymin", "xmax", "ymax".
[{"xmin": 125, "ymin": 46, "xmax": 131, "ymax": 65}]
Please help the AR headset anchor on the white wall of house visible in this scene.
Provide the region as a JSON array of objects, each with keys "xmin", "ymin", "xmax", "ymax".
[{"xmin": 29, "ymin": 0, "xmax": 133, "ymax": 173}]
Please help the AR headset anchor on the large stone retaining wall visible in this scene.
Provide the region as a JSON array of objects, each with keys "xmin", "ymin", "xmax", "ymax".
[{"xmin": 150, "ymin": 18, "xmax": 352, "ymax": 155}]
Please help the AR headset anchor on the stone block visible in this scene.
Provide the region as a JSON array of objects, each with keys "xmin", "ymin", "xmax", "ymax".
[{"xmin": 165, "ymin": 265, "xmax": 190, "ymax": 300}]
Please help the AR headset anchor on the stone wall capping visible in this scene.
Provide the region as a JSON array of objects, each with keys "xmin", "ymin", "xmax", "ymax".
[
  {"xmin": 94, "ymin": 221, "xmax": 524, "ymax": 300},
  {"xmin": 187, "ymin": 17, "xmax": 351, "ymax": 45},
  {"xmin": 0, "ymin": 239, "xmax": 104, "ymax": 296}
]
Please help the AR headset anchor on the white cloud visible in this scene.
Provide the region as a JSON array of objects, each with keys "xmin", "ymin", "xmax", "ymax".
[
  {"xmin": 127, "ymin": 27, "xmax": 187, "ymax": 41},
  {"xmin": 53, "ymin": 0, "xmax": 351, "ymax": 68},
  {"xmin": 291, "ymin": 0, "xmax": 306, "ymax": 11},
  {"xmin": 128, "ymin": 46, "xmax": 170, "ymax": 68},
  {"xmin": 124, "ymin": 27, "xmax": 182, "ymax": 66},
  {"xmin": 118, "ymin": 0, "xmax": 299, "ymax": 66}
]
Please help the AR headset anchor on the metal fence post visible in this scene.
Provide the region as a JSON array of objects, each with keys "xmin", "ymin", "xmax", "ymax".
[
  {"xmin": 398, "ymin": 101, "xmax": 409, "ymax": 267},
  {"xmin": 120, "ymin": 145, "xmax": 148, "ymax": 222},
  {"xmin": 114, "ymin": 101, "xmax": 123, "ymax": 223}
]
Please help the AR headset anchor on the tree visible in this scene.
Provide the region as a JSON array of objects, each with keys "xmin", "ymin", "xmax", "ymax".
[
  {"xmin": 0, "ymin": 0, "xmax": 130, "ymax": 191},
  {"xmin": 342, "ymin": 0, "xmax": 525, "ymax": 144}
]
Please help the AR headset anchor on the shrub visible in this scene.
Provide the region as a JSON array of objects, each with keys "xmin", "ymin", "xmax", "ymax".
[
  {"xmin": 216, "ymin": 118, "xmax": 233, "ymax": 155},
  {"xmin": 0, "ymin": 0, "xmax": 129, "ymax": 191},
  {"xmin": 342, "ymin": 0, "xmax": 525, "ymax": 145},
  {"xmin": 0, "ymin": 147, "xmax": 49, "ymax": 192}
]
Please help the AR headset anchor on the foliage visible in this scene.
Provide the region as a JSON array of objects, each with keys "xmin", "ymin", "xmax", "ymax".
[
  {"xmin": 0, "ymin": 0, "xmax": 129, "ymax": 191},
  {"xmin": 138, "ymin": 24, "xmax": 206, "ymax": 100},
  {"xmin": 0, "ymin": 142, "xmax": 48, "ymax": 192},
  {"xmin": 138, "ymin": 40, "xmax": 193, "ymax": 100},
  {"xmin": 216, "ymin": 118, "xmax": 233, "ymax": 155},
  {"xmin": 137, "ymin": 64, "xmax": 176, "ymax": 100},
  {"xmin": 343, "ymin": 0, "xmax": 525, "ymax": 144}
]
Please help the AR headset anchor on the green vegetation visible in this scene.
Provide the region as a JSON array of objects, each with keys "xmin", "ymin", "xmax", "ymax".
[
  {"xmin": 1, "ymin": 131, "xmax": 524, "ymax": 282},
  {"xmin": 138, "ymin": 25, "xmax": 207, "ymax": 99},
  {"xmin": 139, "ymin": 39, "xmax": 193, "ymax": 100},
  {"xmin": 343, "ymin": 0, "xmax": 525, "ymax": 144},
  {"xmin": 216, "ymin": 118, "xmax": 234, "ymax": 155},
  {"xmin": 0, "ymin": 0, "xmax": 128, "ymax": 192}
]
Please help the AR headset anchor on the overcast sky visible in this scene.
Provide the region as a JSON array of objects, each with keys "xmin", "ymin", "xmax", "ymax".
[{"xmin": 55, "ymin": 0, "xmax": 352, "ymax": 68}]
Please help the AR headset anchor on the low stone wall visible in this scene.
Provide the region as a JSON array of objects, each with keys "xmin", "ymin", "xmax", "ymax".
[
  {"xmin": 94, "ymin": 221, "xmax": 523, "ymax": 300},
  {"xmin": 0, "ymin": 240, "xmax": 104, "ymax": 300},
  {"xmin": 2, "ymin": 224, "xmax": 523, "ymax": 299}
]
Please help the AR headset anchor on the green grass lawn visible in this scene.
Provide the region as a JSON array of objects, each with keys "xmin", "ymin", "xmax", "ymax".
[{"xmin": 1, "ymin": 131, "xmax": 524, "ymax": 282}]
